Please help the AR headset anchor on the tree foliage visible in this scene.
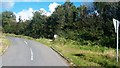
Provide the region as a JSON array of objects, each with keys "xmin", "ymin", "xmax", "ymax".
[{"xmin": 2, "ymin": 1, "xmax": 120, "ymax": 48}]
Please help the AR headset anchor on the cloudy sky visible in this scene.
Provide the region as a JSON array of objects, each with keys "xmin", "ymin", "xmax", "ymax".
[
  {"xmin": 0, "ymin": 0, "xmax": 95, "ymax": 22},
  {"xmin": 1, "ymin": 2, "xmax": 84, "ymax": 22}
]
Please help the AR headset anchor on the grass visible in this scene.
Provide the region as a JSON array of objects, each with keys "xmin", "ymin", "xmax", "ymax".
[
  {"xmin": 38, "ymin": 37, "xmax": 120, "ymax": 67},
  {"xmin": 6, "ymin": 33, "xmax": 120, "ymax": 66},
  {"xmin": 0, "ymin": 32, "xmax": 10, "ymax": 55},
  {"xmin": 5, "ymin": 33, "xmax": 34, "ymax": 40}
]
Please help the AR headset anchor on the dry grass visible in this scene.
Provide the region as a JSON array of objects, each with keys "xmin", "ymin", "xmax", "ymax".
[
  {"xmin": 0, "ymin": 32, "xmax": 10, "ymax": 55},
  {"xmin": 103, "ymin": 49, "xmax": 116, "ymax": 59},
  {"xmin": 0, "ymin": 32, "xmax": 3, "ymax": 55}
]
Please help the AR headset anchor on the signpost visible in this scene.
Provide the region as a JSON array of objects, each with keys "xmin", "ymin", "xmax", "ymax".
[{"xmin": 113, "ymin": 18, "xmax": 120, "ymax": 62}]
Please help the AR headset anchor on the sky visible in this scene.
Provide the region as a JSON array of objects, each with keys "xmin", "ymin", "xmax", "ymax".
[
  {"xmin": 0, "ymin": 0, "xmax": 97, "ymax": 22},
  {"xmin": 1, "ymin": 2, "xmax": 82, "ymax": 13},
  {"xmin": 0, "ymin": 0, "xmax": 117, "ymax": 22},
  {"xmin": 0, "ymin": 2, "xmax": 84, "ymax": 22}
]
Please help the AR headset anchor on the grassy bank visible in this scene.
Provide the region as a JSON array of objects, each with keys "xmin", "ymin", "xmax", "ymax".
[
  {"xmin": 6, "ymin": 33, "xmax": 120, "ymax": 66},
  {"xmin": 0, "ymin": 33, "xmax": 10, "ymax": 55},
  {"xmin": 38, "ymin": 37, "xmax": 120, "ymax": 67}
]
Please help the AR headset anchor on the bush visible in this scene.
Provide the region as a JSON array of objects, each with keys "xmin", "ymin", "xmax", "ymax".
[{"xmin": 99, "ymin": 36, "xmax": 116, "ymax": 48}]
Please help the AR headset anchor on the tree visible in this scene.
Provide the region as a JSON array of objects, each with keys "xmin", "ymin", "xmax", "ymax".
[
  {"xmin": 2, "ymin": 2, "xmax": 119, "ymax": 48},
  {"xmin": 0, "ymin": 13, "xmax": 2, "ymax": 27},
  {"xmin": 2, "ymin": 11, "xmax": 16, "ymax": 33},
  {"xmin": 93, "ymin": 2, "xmax": 120, "ymax": 47},
  {"xmin": 26, "ymin": 11, "xmax": 46, "ymax": 38}
]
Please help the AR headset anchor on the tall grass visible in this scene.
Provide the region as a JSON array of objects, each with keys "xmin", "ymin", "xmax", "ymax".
[{"xmin": 49, "ymin": 37, "xmax": 120, "ymax": 66}]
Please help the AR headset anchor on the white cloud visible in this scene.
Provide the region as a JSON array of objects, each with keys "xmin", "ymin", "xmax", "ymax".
[
  {"xmin": 49, "ymin": 2, "xmax": 60, "ymax": 13},
  {"xmin": 39, "ymin": 8, "xmax": 47, "ymax": 15},
  {"xmin": 39, "ymin": 8, "xmax": 51, "ymax": 16},
  {"xmin": 14, "ymin": 8, "xmax": 35, "ymax": 22},
  {"xmin": 14, "ymin": 2, "xmax": 61, "ymax": 22},
  {"xmin": 48, "ymin": 2, "xmax": 60, "ymax": 15},
  {"xmin": 39, "ymin": 2, "xmax": 60, "ymax": 16}
]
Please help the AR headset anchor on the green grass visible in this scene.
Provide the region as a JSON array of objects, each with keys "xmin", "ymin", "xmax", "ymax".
[
  {"xmin": 6, "ymin": 33, "xmax": 120, "ymax": 66},
  {"xmin": 39, "ymin": 37, "xmax": 120, "ymax": 66},
  {"xmin": 5, "ymin": 33, "xmax": 34, "ymax": 40}
]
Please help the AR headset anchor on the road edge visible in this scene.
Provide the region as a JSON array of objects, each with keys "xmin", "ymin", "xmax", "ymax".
[{"xmin": 50, "ymin": 47, "xmax": 77, "ymax": 68}]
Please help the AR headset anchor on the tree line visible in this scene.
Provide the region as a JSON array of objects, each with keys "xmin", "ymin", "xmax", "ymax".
[{"xmin": 1, "ymin": 1, "xmax": 120, "ymax": 48}]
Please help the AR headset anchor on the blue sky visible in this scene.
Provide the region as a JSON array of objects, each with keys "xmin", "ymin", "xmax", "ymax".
[
  {"xmin": 1, "ymin": 2, "xmax": 84, "ymax": 22},
  {"xmin": 1, "ymin": 2, "xmax": 94, "ymax": 22},
  {"xmin": 1, "ymin": 2, "xmax": 82, "ymax": 13}
]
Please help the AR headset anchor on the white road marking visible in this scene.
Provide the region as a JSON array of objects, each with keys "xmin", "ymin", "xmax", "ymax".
[
  {"xmin": 30, "ymin": 48, "xmax": 33, "ymax": 61},
  {"xmin": 24, "ymin": 41, "xmax": 28, "ymax": 45},
  {"xmin": 24, "ymin": 41, "xmax": 34, "ymax": 61}
]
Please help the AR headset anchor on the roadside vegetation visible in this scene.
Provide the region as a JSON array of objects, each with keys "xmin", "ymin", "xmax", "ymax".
[
  {"xmin": 2, "ymin": 2, "xmax": 120, "ymax": 48},
  {"xmin": 37, "ymin": 37, "xmax": 120, "ymax": 67},
  {"xmin": 52, "ymin": 38, "xmax": 120, "ymax": 66},
  {"xmin": 0, "ymin": 28, "xmax": 10, "ymax": 55},
  {"xmin": 6, "ymin": 33, "xmax": 120, "ymax": 66}
]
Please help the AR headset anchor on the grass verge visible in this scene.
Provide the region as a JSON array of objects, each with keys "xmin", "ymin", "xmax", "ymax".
[
  {"xmin": 0, "ymin": 33, "xmax": 10, "ymax": 55},
  {"xmin": 6, "ymin": 33, "xmax": 120, "ymax": 66},
  {"xmin": 50, "ymin": 38, "xmax": 120, "ymax": 67}
]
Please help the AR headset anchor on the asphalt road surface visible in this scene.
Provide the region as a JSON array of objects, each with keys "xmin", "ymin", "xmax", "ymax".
[{"xmin": 2, "ymin": 36, "xmax": 69, "ymax": 66}]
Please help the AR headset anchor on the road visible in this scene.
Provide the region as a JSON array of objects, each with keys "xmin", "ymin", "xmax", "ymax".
[{"xmin": 1, "ymin": 36, "xmax": 69, "ymax": 66}]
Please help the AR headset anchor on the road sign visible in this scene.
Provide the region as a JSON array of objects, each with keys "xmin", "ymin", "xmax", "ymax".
[
  {"xmin": 113, "ymin": 18, "xmax": 120, "ymax": 33},
  {"xmin": 113, "ymin": 18, "xmax": 120, "ymax": 63}
]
